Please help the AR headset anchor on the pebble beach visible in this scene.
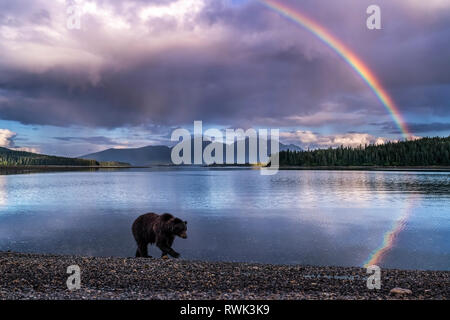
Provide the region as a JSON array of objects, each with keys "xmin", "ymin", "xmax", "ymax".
[{"xmin": 0, "ymin": 252, "xmax": 448, "ymax": 300}]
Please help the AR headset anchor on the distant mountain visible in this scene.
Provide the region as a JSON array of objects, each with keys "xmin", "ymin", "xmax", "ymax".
[
  {"xmin": 81, "ymin": 145, "xmax": 171, "ymax": 166},
  {"xmin": 198, "ymin": 138, "xmax": 302, "ymax": 164},
  {"xmin": 279, "ymin": 143, "xmax": 302, "ymax": 152},
  {"xmin": 81, "ymin": 139, "xmax": 302, "ymax": 166},
  {"xmin": 0, "ymin": 147, "xmax": 99, "ymax": 166}
]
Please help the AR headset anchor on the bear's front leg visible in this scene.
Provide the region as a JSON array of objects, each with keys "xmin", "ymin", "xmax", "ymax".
[{"xmin": 156, "ymin": 239, "xmax": 180, "ymax": 258}]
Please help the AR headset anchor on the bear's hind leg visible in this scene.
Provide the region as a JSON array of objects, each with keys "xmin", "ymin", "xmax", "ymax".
[{"xmin": 137, "ymin": 242, "xmax": 151, "ymax": 258}]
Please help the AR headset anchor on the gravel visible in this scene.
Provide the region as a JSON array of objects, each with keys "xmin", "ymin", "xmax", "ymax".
[{"xmin": 0, "ymin": 252, "xmax": 448, "ymax": 300}]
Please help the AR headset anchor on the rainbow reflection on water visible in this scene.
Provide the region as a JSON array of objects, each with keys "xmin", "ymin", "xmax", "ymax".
[{"xmin": 364, "ymin": 196, "xmax": 419, "ymax": 267}]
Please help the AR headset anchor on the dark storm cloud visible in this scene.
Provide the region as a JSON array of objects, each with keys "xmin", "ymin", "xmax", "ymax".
[
  {"xmin": 0, "ymin": 38, "xmax": 363, "ymax": 128},
  {"xmin": 0, "ymin": 0, "xmax": 449, "ymax": 131},
  {"xmin": 53, "ymin": 136, "xmax": 118, "ymax": 145},
  {"xmin": 378, "ymin": 121, "xmax": 450, "ymax": 134}
]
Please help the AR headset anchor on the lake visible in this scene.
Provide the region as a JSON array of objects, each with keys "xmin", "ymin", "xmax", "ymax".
[{"xmin": 0, "ymin": 168, "xmax": 449, "ymax": 270}]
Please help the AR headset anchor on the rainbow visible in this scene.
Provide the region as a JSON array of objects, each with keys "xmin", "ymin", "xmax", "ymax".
[{"xmin": 259, "ymin": 0, "xmax": 412, "ymax": 139}]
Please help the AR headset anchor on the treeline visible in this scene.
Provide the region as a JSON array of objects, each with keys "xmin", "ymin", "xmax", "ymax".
[
  {"xmin": 279, "ymin": 136, "xmax": 450, "ymax": 167},
  {"xmin": 98, "ymin": 161, "xmax": 131, "ymax": 167},
  {"xmin": 0, "ymin": 147, "xmax": 99, "ymax": 166}
]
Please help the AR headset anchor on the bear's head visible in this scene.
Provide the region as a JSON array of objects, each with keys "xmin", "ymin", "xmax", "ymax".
[{"xmin": 170, "ymin": 218, "xmax": 188, "ymax": 239}]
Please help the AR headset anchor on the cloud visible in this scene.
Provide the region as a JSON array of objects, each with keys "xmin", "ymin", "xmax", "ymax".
[
  {"xmin": 0, "ymin": 0, "xmax": 448, "ymax": 136},
  {"xmin": 280, "ymin": 131, "xmax": 394, "ymax": 149},
  {"xmin": 0, "ymin": 128, "xmax": 39, "ymax": 153},
  {"xmin": 53, "ymin": 136, "xmax": 119, "ymax": 145},
  {"xmin": 0, "ymin": 129, "xmax": 16, "ymax": 147},
  {"xmin": 408, "ymin": 123, "xmax": 450, "ymax": 134},
  {"xmin": 376, "ymin": 121, "xmax": 450, "ymax": 134},
  {"xmin": 52, "ymin": 135, "xmax": 134, "ymax": 155}
]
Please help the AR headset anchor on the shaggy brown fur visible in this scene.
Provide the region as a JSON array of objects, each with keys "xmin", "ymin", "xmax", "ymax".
[{"xmin": 132, "ymin": 212, "xmax": 187, "ymax": 258}]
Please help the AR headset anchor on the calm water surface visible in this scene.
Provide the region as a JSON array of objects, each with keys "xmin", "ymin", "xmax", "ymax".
[{"xmin": 0, "ymin": 168, "xmax": 449, "ymax": 270}]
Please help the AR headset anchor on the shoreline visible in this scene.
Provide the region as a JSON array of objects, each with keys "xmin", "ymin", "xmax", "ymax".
[
  {"xmin": 2, "ymin": 165, "xmax": 450, "ymax": 175},
  {"xmin": 208, "ymin": 164, "xmax": 450, "ymax": 171},
  {"xmin": 276, "ymin": 165, "xmax": 450, "ymax": 172},
  {"xmin": 0, "ymin": 165, "xmax": 147, "ymax": 175},
  {"xmin": 0, "ymin": 165, "xmax": 145, "ymax": 169},
  {"xmin": 0, "ymin": 252, "xmax": 448, "ymax": 300}
]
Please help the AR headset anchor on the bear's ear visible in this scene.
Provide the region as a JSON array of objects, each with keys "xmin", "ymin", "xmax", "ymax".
[
  {"xmin": 161, "ymin": 213, "xmax": 173, "ymax": 222},
  {"xmin": 184, "ymin": 221, "xmax": 187, "ymax": 225}
]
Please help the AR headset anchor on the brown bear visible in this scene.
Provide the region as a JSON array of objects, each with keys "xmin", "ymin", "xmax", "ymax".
[{"xmin": 132, "ymin": 212, "xmax": 187, "ymax": 258}]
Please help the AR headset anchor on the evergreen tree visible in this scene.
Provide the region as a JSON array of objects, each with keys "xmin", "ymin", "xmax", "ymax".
[
  {"xmin": 0, "ymin": 147, "xmax": 99, "ymax": 166},
  {"xmin": 278, "ymin": 136, "xmax": 450, "ymax": 167}
]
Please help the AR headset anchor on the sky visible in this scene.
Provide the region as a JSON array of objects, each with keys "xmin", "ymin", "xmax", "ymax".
[{"xmin": 0, "ymin": 0, "xmax": 449, "ymax": 156}]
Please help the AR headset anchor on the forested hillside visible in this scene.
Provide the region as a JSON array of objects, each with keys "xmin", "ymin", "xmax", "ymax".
[
  {"xmin": 0, "ymin": 147, "xmax": 99, "ymax": 166},
  {"xmin": 279, "ymin": 136, "xmax": 450, "ymax": 167}
]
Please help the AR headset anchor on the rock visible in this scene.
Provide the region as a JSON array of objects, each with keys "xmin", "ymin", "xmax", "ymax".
[{"xmin": 390, "ymin": 287, "xmax": 412, "ymax": 295}]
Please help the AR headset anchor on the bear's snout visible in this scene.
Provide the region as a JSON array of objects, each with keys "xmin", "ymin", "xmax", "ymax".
[{"xmin": 180, "ymin": 231, "xmax": 187, "ymax": 239}]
